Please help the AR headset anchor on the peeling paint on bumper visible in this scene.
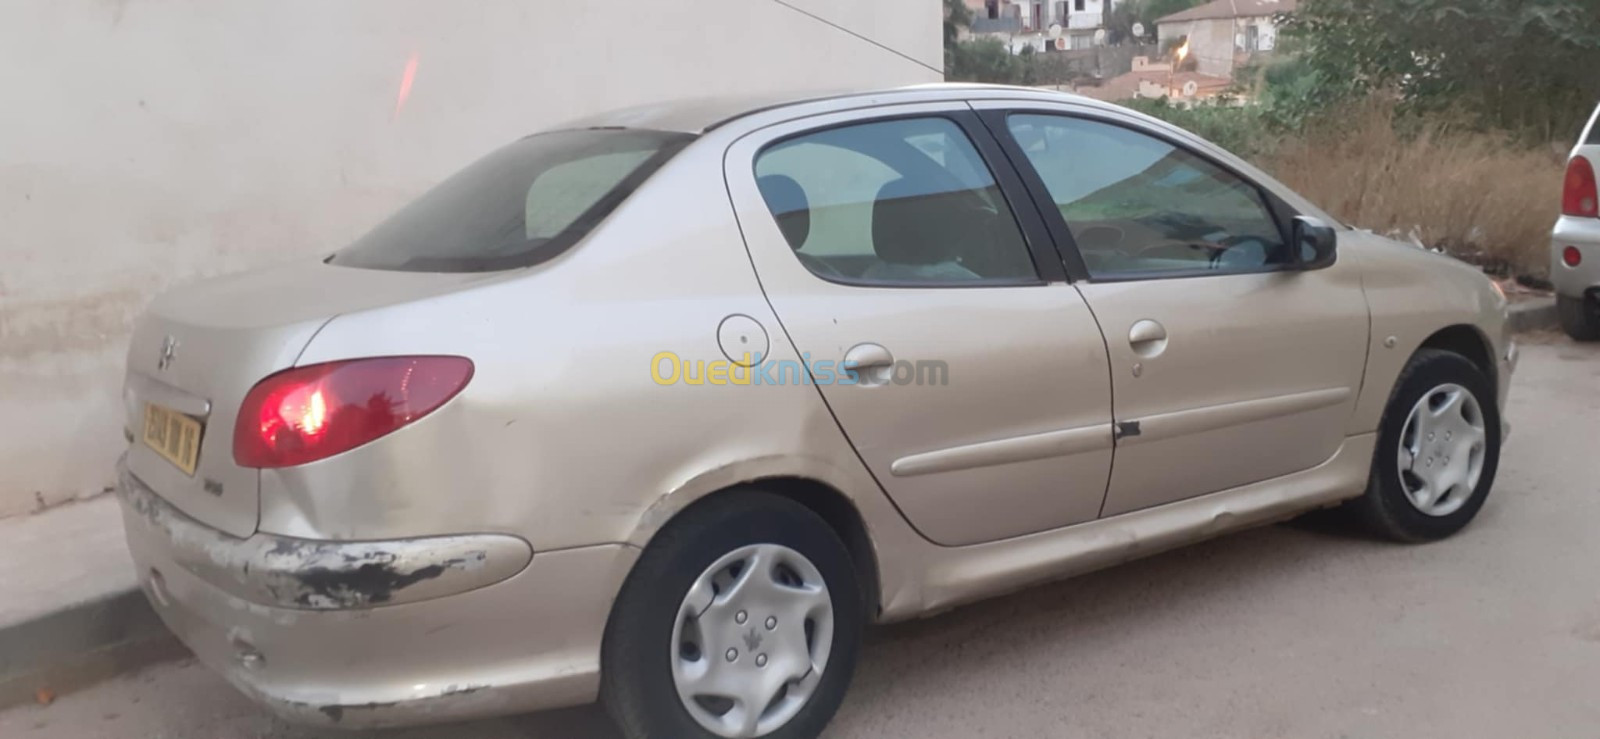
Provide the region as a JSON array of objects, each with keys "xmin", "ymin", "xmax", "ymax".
[
  {"xmin": 116, "ymin": 457, "xmax": 640, "ymax": 728},
  {"xmin": 117, "ymin": 458, "xmax": 532, "ymax": 610}
]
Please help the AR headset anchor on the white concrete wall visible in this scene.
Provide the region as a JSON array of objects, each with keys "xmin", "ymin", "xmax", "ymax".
[
  {"xmin": 1158, "ymin": 17, "xmax": 1237, "ymax": 77},
  {"xmin": 1158, "ymin": 15, "xmax": 1283, "ymax": 76},
  {"xmin": 998, "ymin": 0, "xmax": 1112, "ymax": 32},
  {"xmin": 0, "ymin": 0, "xmax": 940, "ymax": 518},
  {"xmin": 1065, "ymin": 0, "xmax": 1108, "ymax": 31}
]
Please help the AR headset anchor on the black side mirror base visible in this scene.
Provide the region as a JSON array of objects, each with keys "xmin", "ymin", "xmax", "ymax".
[{"xmin": 1291, "ymin": 215, "xmax": 1338, "ymax": 271}]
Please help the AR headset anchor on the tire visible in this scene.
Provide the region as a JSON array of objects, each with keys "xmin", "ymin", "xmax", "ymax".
[
  {"xmin": 1558, "ymin": 294, "xmax": 1600, "ymax": 341},
  {"xmin": 1352, "ymin": 349, "xmax": 1502, "ymax": 542},
  {"xmin": 601, "ymin": 491, "xmax": 863, "ymax": 739}
]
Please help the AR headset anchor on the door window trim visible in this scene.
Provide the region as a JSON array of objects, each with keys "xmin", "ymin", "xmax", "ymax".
[
  {"xmin": 977, "ymin": 107, "xmax": 1306, "ymax": 284},
  {"xmin": 749, "ymin": 109, "xmax": 1068, "ymax": 289}
]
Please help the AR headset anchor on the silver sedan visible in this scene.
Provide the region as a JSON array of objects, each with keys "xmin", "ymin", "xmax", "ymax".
[{"xmin": 117, "ymin": 85, "xmax": 1514, "ymax": 739}]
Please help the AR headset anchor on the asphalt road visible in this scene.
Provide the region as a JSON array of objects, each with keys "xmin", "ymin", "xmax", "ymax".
[{"xmin": 5, "ymin": 337, "xmax": 1599, "ymax": 739}]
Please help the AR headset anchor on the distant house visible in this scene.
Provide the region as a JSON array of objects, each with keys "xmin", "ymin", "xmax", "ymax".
[
  {"xmin": 1155, "ymin": 0, "xmax": 1296, "ymax": 78},
  {"xmin": 1075, "ymin": 55, "xmax": 1232, "ymax": 104},
  {"xmin": 966, "ymin": 0, "xmax": 1123, "ymax": 54}
]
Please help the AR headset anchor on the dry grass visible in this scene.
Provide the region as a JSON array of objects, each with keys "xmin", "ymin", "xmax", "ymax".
[{"xmin": 1262, "ymin": 102, "xmax": 1566, "ymax": 279}]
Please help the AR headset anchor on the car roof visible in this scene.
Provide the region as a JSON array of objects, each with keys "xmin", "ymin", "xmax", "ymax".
[
  {"xmin": 559, "ymin": 82, "xmax": 1342, "ymax": 235},
  {"xmin": 558, "ymin": 83, "xmax": 1126, "ymax": 134}
]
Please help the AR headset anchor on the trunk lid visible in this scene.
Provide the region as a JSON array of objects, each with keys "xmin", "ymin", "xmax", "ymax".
[{"xmin": 123, "ymin": 259, "xmax": 492, "ymax": 537}]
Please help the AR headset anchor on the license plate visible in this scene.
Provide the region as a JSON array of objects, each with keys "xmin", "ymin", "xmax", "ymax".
[{"xmin": 142, "ymin": 403, "xmax": 204, "ymax": 476}]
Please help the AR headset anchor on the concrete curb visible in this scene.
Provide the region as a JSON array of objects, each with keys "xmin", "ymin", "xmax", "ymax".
[
  {"xmin": 1509, "ymin": 297, "xmax": 1559, "ymax": 334},
  {"xmin": 0, "ymin": 589, "xmax": 183, "ymax": 710}
]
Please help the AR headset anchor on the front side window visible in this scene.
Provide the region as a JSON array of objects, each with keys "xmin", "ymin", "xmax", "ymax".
[
  {"xmin": 754, "ymin": 117, "xmax": 1038, "ymax": 286},
  {"xmin": 1007, "ymin": 114, "xmax": 1287, "ymax": 278},
  {"xmin": 331, "ymin": 129, "xmax": 691, "ymax": 272}
]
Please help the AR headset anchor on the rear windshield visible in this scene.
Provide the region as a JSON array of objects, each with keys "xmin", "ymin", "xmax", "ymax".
[{"xmin": 330, "ymin": 129, "xmax": 693, "ymax": 272}]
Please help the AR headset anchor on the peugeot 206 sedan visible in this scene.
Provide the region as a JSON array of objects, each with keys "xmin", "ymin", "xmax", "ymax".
[{"xmin": 118, "ymin": 85, "xmax": 1515, "ymax": 739}]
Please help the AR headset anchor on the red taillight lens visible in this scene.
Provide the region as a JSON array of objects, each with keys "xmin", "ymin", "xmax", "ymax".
[
  {"xmin": 1564, "ymin": 245, "xmax": 1584, "ymax": 267},
  {"xmin": 1563, "ymin": 157, "xmax": 1599, "ymax": 217},
  {"xmin": 233, "ymin": 356, "xmax": 473, "ymax": 468}
]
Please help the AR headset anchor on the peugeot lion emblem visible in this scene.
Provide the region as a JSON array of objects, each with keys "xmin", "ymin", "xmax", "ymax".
[{"xmin": 157, "ymin": 335, "xmax": 178, "ymax": 371}]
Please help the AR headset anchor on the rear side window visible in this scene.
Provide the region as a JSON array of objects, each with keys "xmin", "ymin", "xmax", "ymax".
[
  {"xmin": 753, "ymin": 117, "xmax": 1039, "ymax": 286},
  {"xmin": 1586, "ymin": 102, "xmax": 1600, "ymax": 145},
  {"xmin": 331, "ymin": 129, "xmax": 692, "ymax": 272}
]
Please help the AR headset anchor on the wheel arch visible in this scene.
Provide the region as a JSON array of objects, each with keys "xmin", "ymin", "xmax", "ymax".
[
  {"xmin": 644, "ymin": 477, "xmax": 884, "ymax": 620},
  {"xmin": 759, "ymin": 476, "xmax": 883, "ymax": 619},
  {"xmin": 1417, "ymin": 324, "xmax": 1498, "ymax": 402}
]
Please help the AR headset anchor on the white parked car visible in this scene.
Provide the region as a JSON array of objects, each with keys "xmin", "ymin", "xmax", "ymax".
[{"xmin": 1554, "ymin": 102, "xmax": 1600, "ymax": 340}]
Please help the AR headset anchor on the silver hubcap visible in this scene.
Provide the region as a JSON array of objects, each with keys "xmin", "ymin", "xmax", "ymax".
[
  {"xmin": 1397, "ymin": 383, "xmax": 1487, "ymax": 517},
  {"xmin": 671, "ymin": 543, "xmax": 834, "ymax": 738}
]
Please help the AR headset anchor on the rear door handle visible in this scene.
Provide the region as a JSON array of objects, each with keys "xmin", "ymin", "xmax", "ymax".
[
  {"xmin": 1128, "ymin": 319, "xmax": 1168, "ymax": 358},
  {"xmin": 843, "ymin": 343, "xmax": 894, "ymax": 386},
  {"xmin": 1129, "ymin": 320, "xmax": 1166, "ymax": 344}
]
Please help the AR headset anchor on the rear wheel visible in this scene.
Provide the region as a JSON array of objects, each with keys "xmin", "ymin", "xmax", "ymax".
[
  {"xmin": 1558, "ymin": 294, "xmax": 1600, "ymax": 341},
  {"xmin": 602, "ymin": 491, "xmax": 862, "ymax": 739},
  {"xmin": 1352, "ymin": 349, "xmax": 1501, "ymax": 542}
]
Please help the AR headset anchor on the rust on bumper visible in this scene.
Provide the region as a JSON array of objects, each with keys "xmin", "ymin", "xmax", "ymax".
[{"xmin": 117, "ymin": 459, "xmax": 532, "ymax": 610}]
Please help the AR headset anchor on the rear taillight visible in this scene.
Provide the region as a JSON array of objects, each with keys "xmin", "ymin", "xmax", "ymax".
[
  {"xmin": 1563, "ymin": 157, "xmax": 1599, "ymax": 217},
  {"xmin": 1564, "ymin": 246, "xmax": 1584, "ymax": 267},
  {"xmin": 233, "ymin": 356, "xmax": 473, "ymax": 468}
]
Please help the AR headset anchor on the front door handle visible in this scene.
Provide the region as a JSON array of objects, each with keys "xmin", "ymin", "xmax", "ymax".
[
  {"xmin": 1128, "ymin": 319, "xmax": 1168, "ymax": 358},
  {"xmin": 843, "ymin": 343, "xmax": 894, "ymax": 386}
]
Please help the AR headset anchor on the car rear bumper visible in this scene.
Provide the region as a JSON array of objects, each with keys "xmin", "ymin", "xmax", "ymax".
[
  {"xmin": 1551, "ymin": 216, "xmax": 1600, "ymax": 298},
  {"xmin": 116, "ymin": 457, "xmax": 637, "ymax": 729}
]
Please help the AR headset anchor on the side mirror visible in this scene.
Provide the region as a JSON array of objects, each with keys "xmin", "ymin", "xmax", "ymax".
[{"xmin": 1291, "ymin": 215, "xmax": 1338, "ymax": 270}]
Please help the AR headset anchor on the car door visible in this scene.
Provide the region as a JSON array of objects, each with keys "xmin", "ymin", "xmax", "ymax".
[
  {"xmin": 979, "ymin": 103, "xmax": 1370, "ymax": 517},
  {"xmin": 723, "ymin": 103, "xmax": 1115, "ymax": 546}
]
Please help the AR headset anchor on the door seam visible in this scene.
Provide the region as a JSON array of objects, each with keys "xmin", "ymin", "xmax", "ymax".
[
  {"xmin": 1072, "ymin": 283, "xmax": 1120, "ymax": 519},
  {"xmin": 717, "ymin": 143, "xmax": 944, "ymax": 547}
]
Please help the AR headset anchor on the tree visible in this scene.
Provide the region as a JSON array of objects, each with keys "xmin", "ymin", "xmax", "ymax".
[
  {"xmin": 944, "ymin": 0, "xmax": 973, "ymax": 66},
  {"xmin": 1106, "ymin": 0, "xmax": 1145, "ymax": 44},
  {"xmin": 1286, "ymin": 0, "xmax": 1600, "ymax": 141},
  {"xmin": 1142, "ymin": 0, "xmax": 1207, "ymax": 26},
  {"xmin": 949, "ymin": 37, "xmax": 1034, "ymax": 84},
  {"xmin": 945, "ymin": 0, "xmax": 1040, "ymax": 84}
]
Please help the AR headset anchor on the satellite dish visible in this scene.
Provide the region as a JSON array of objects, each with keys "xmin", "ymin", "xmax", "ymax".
[
  {"xmin": 1132, "ymin": 22, "xmax": 1146, "ymax": 38},
  {"xmin": 1094, "ymin": 28, "xmax": 1107, "ymax": 45},
  {"xmin": 1054, "ymin": 37, "xmax": 1068, "ymax": 51},
  {"xmin": 1048, "ymin": 23, "xmax": 1063, "ymax": 39},
  {"xmin": 1182, "ymin": 80, "xmax": 1200, "ymax": 97}
]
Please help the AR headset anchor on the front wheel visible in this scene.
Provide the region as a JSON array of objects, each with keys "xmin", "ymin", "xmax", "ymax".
[
  {"xmin": 601, "ymin": 491, "xmax": 863, "ymax": 739},
  {"xmin": 1352, "ymin": 349, "xmax": 1502, "ymax": 542}
]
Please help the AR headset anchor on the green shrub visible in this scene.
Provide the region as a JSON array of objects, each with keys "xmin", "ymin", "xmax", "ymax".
[
  {"xmin": 1119, "ymin": 98, "xmax": 1279, "ymax": 160},
  {"xmin": 1285, "ymin": 0, "xmax": 1600, "ymax": 142}
]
